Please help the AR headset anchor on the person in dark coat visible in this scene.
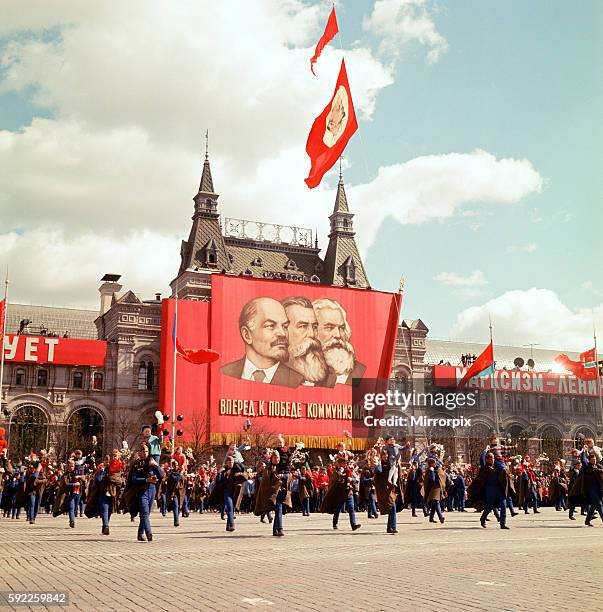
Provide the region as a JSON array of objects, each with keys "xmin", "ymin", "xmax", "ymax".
[
  {"xmin": 373, "ymin": 449, "xmax": 404, "ymax": 534},
  {"xmin": 404, "ymin": 460, "xmax": 423, "ymax": 517},
  {"xmin": 321, "ymin": 453, "xmax": 361, "ymax": 532},
  {"xmin": 468, "ymin": 452, "xmax": 514, "ymax": 529},
  {"xmin": 166, "ymin": 460, "xmax": 186, "ymax": 527},
  {"xmin": 219, "ymin": 455, "xmax": 247, "ymax": 532},
  {"xmin": 125, "ymin": 445, "xmax": 163, "ymax": 542},
  {"xmin": 421, "ymin": 457, "xmax": 446, "ymax": 524},
  {"xmin": 254, "ymin": 448, "xmax": 292, "ymax": 537},
  {"xmin": 549, "ymin": 468, "xmax": 568, "ymax": 511},
  {"xmin": 453, "ymin": 468, "xmax": 466, "ymax": 512},
  {"xmin": 581, "ymin": 452, "xmax": 603, "ymax": 527},
  {"xmin": 567, "ymin": 462, "xmax": 586, "ymax": 520}
]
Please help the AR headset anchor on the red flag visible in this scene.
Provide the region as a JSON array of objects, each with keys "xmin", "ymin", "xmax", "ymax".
[
  {"xmin": 310, "ymin": 6, "xmax": 339, "ymax": 76},
  {"xmin": 555, "ymin": 348, "xmax": 597, "ymax": 380},
  {"xmin": 176, "ymin": 338, "xmax": 219, "ymax": 365},
  {"xmin": 458, "ymin": 342, "xmax": 494, "ymax": 387},
  {"xmin": 305, "ymin": 59, "xmax": 358, "ymax": 189}
]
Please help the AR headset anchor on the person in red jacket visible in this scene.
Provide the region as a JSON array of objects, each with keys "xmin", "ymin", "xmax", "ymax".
[{"xmin": 0, "ymin": 428, "xmax": 7, "ymax": 457}]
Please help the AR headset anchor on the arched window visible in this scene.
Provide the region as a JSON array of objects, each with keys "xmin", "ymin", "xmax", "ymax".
[
  {"xmin": 515, "ymin": 397, "xmax": 523, "ymax": 412},
  {"xmin": 537, "ymin": 396, "xmax": 545, "ymax": 413},
  {"xmin": 551, "ymin": 397, "xmax": 558, "ymax": 413},
  {"xmin": 503, "ymin": 394, "xmax": 510, "ymax": 411},
  {"xmin": 585, "ymin": 400, "xmax": 593, "ymax": 414},
  {"xmin": 138, "ymin": 361, "xmax": 147, "ymax": 390},
  {"xmin": 73, "ymin": 371, "xmax": 83, "ymax": 389},
  {"xmin": 15, "ymin": 368, "xmax": 25, "ymax": 386},
  {"xmin": 37, "ymin": 369, "xmax": 48, "ymax": 387},
  {"xmin": 92, "ymin": 372, "xmax": 103, "ymax": 390},
  {"xmin": 480, "ymin": 393, "xmax": 489, "ymax": 410},
  {"xmin": 146, "ymin": 362, "xmax": 154, "ymax": 391}
]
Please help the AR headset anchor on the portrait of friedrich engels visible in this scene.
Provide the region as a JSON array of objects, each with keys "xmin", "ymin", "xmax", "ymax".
[{"xmin": 219, "ymin": 296, "xmax": 366, "ymax": 389}]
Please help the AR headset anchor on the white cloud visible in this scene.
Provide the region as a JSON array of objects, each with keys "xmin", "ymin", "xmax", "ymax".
[
  {"xmin": 363, "ymin": 0, "xmax": 448, "ymax": 63},
  {"xmin": 349, "ymin": 149, "xmax": 544, "ymax": 252},
  {"xmin": 435, "ymin": 270, "xmax": 486, "ymax": 287},
  {"xmin": 506, "ymin": 243, "xmax": 537, "ymax": 254},
  {"xmin": 0, "ymin": 2, "xmax": 543, "ymax": 309},
  {"xmin": 450, "ymin": 288, "xmax": 603, "ymax": 351},
  {"xmin": 0, "ymin": 228, "xmax": 178, "ymax": 308}
]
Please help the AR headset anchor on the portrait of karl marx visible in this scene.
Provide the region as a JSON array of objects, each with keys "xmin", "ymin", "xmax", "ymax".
[{"xmin": 312, "ymin": 297, "xmax": 366, "ymax": 386}]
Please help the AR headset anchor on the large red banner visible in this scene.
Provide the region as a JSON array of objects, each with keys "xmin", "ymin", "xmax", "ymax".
[
  {"xmin": 1, "ymin": 334, "xmax": 106, "ymax": 366},
  {"xmin": 159, "ymin": 277, "xmax": 400, "ymax": 448},
  {"xmin": 433, "ymin": 365, "xmax": 601, "ymax": 397},
  {"xmin": 210, "ymin": 275, "xmax": 399, "ymax": 447},
  {"xmin": 159, "ymin": 299, "xmax": 211, "ymax": 444}
]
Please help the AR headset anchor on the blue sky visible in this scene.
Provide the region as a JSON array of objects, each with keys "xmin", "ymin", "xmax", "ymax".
[{"xmin": 0, "ymin": 1, "xmax": 600, "ymax": 349}]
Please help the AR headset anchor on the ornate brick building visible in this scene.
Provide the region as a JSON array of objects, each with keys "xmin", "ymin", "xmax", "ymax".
[{"xmin": 0, "ymin": 153, "xmax": 600, "ymax": 463}]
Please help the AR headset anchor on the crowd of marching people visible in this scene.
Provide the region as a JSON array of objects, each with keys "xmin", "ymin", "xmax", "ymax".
[{"xmin": 0, "ymin": 417, "xmax": 602, "ymax": 541}]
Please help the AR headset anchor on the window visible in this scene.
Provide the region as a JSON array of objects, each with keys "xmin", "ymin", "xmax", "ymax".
[
  {"xmin": 138, "ymin": 362, "xmax": 147, "ymax": 390},
  {"xmin": 146, "ymin": 362, "xmax": 154, "ymax": 391},
  {"xmin": 537, "ymin": 396, "xmax": 545, "ymax": 413},
  {"xmin": 503, "ymin": 394, "xmax": 510, "ymax": 411},
  {"xmin": 73, "ymin": 371, "xmax": 83, "ymax": 389},
  {"xmin": 92, "ymin": 372, "xmax": 103, "ymax": 390},
  {"xmin": 15, "ymin": 368, "xmax": 25, "ymax": 386},
  {"xmin": 37, "ymin": 369, "xmax": 48, "ymax": 387},
  {"xmin": 516, "ymin": 397, "xmax": 523, "ymax": 412}
]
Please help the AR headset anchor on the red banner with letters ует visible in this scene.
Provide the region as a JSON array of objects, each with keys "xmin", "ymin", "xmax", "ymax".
[{"xmin": 1, "ymin": 334, "xmax": 106, "ymax": 366}]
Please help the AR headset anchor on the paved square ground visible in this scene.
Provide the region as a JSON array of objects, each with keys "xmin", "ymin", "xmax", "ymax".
[{"xmin": 0, "ymin": 507, "xmax": 601, "ymax": 611}]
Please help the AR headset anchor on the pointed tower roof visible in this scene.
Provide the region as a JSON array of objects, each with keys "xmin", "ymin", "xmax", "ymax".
[
  {"xmin": 199, "ymin": 158, "xmax": 215, "ymax": 194},
  {"xmin": 333, "ymin": 176, "xmax": 349, "ymax": 213},
  {"xmin": 177, "ymin": 136, "xmax": 231, "ymax": 275},
  {"xmin": 322, "ymin": 175, "xmax": 370, "ymax": 289},
  {"xmin": 199, "ymin": 130, "xmax": 215, "ymax": 194}
]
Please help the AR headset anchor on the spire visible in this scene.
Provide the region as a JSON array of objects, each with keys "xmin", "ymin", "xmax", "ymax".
[
  {"xmin": 323, "ymin": 167, "xmax": 369, "ymax": 289},
  {"xmin": 333, "ymin": 174, "xmax": 349, "ymax": 213},
  {"xmin": 199, "ymin": 130, "xmax": 214, "ymax": 194}
]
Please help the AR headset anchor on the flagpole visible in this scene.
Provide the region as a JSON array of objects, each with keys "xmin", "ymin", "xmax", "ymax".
[
  {"xmin": 594, "ymin": 324, "xmax": 603, "ymax": 435},
  {"xmin": 0, "ymin": 268, "xmax": 9, "ymax": 413},
  {"xmin": 489, "ymin": 314, "xmax": 500, "ymax": 436},
  {"xmin": 171, "ymin": 298, "xmax": 178, "ymax": 443}
]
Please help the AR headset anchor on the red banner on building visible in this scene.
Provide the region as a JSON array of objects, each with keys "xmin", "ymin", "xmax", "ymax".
[
  {"xmin": 1, "ymin": 335, "xmax": 106, "ymax": 366},
  {"xmin": 433, "ymin": 365, "xmax": 601, "ymax": 397},
  {"xmin": 159, "ymin": 299, "xmax": 211, "ymax": 445},
  {"xmin": 209, "ymin": 275, "xmax": 399, "ymax": 448},
  {"xmin": 158, "ymin": 278, "xmax": 400, "ymax": 448}
]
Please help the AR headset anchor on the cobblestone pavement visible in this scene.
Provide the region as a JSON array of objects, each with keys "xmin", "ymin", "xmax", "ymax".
[{"xmin": 0, "ymin": 507, "xmax": 601, "ymax": 612}]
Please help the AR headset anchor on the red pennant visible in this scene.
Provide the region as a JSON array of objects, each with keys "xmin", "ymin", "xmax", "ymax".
[
  {"xmin": 304, "ymin": 59, "xmax": 358, "ymax": 189},
  {"xmin": 176, "ymin": 338, "xmax": 219, "ymax": 365},
  {"xmin": 458, "ymin": 342, "xmax": 494, "ymax": 387},
  {"xmin": 310, "ymin": 6, "xmax": 339, "ymax": 76},
  {"xmin": 555, "ymin": 348, "xmax": 597, "ymax": 380}
]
